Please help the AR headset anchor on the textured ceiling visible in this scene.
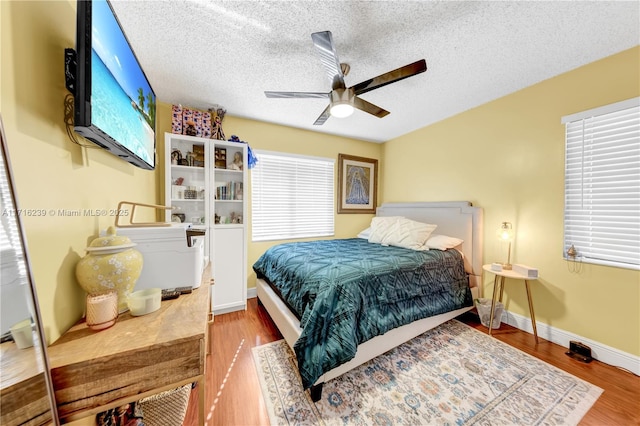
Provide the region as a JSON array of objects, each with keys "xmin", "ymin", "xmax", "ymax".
[{"xmin": 110, "ymin": 0, "xmax": 639, "ymax": 143}]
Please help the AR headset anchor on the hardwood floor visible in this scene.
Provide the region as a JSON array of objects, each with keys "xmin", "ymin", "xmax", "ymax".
[{"xmin": 184, "ymin": 298, "xmax": 640, "ymax": 425}]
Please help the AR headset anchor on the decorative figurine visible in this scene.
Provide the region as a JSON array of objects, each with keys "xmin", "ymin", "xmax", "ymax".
[
  {"xmin": 184, "ymin": 120, "xmax": 197, "ymax": 136},
  {"xmin": 209, "ymin": 106, "xmax": 226, "ymax": 140},
  {"xmin": 229, "ymin": 135, "xmax": 258, "ymax": 169},
  {"xmin": 229, "ymin": 151, "xmax": 243, "ymax": 171},
  {"xmin": 171, "ymin": 150, "xmax": 182, "ymax": 165}
]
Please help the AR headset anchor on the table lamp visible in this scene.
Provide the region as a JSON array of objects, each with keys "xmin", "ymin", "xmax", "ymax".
[{"xmin": 497, "ymin": 222, "xmax": 514, "ymax": 270}]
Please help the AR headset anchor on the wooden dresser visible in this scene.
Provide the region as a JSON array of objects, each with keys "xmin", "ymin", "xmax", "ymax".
[
  {"xmin": 0, "ymin": 343, "xmax": 52, "ymax": 425},
  {"xmin": 48, "ymin": 264, "xmax": 212, "ymax": 424}
]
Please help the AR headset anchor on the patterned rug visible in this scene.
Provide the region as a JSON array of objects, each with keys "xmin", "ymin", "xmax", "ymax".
[{"xmin": 252, "ymin": 320, "xmax": 602, "ymax": 425}]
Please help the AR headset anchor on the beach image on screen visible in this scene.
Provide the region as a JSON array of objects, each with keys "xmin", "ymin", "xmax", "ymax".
[{"xmin": 91, "ymin": 0, "xmax": 156, "ymax": 166}]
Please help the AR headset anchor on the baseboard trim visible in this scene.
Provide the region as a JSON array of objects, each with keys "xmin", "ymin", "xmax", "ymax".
[
  {"xmin": 213, "ymin": 302, "xmax": 247, "ymax": 315},
  {"xmin": 501, "ymin": 310, "xmax": 640, "ymax": 376},
  {"xmin": 248, "ymin": 287, "xmax": 257, "ymax": 299}
]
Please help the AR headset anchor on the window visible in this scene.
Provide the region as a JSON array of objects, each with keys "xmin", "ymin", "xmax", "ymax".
[
  {"xmin": 562, "ymin": 97, "xmax": 640, "ymax": 270},
  {"xmin": 1, "ymin": 142, "xmax": 27, "ymax": 281},
  {"xmin": 251, "ymin": 151, "xmax": 334, "ymax": 241}
]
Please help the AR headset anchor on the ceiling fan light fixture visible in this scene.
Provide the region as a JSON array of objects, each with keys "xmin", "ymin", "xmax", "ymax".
[
  {"xmin": 264, "ymin": 31, "xmax": 427, "ymax": 125},
  {"xmin": 329, "ymin": 89, "xmax": 354, "ymax": 118},
  {"xmin": 330, "ymin": 102, "xmax": 354, "ymax": 118}
]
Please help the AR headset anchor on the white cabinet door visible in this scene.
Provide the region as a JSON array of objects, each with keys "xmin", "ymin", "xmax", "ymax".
[{"xmin": 212, "ymin": 227, "xmax": 246, "ymax": 313}]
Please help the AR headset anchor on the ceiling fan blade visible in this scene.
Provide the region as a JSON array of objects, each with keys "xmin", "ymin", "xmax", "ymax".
[
  {"xmin": 311, "ymin": 31, "xmax": 346, "ymax": 90},
  {"xmin": 353, "ymin": 96, "xmax": 390, "ymax": 118},
  {"xmin": 313, "ymin": 105, "xmax": 331, "ymax": 126},
  {"xmin": 351, "ymin": 59, "xmax": 427, "ymax": 96},
  {"xmin": 264, "ymin": 91, "xmax": 329, "ymax": 99}
]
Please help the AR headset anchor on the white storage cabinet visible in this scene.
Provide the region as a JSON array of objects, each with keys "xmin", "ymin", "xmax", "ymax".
[{"xmin": 165, "ymin": 132, "xmax": 247, "ymax": 314}]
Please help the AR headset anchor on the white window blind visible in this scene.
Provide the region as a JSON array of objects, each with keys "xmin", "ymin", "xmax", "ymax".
[
  {"xmin": 562, "ymin": 97, "xmax": 640, "ymax": 270},
  {"xmin": 1, "ymin": 134, "xmax": 28, "ymax": 285},
  {"xmin": 251, "ymin": 151, "xmax": 334, "ymax": 241}
]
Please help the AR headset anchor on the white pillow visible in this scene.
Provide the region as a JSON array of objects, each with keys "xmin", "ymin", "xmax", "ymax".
[
  {"xmin": 368, "ymin": 216, "xmax": 437, "ymax": 251},
  {"xmin": 425, "ymin": 234, "xmax": 464, "ymax": 250},
  {"xmin": 367, "ymin": 217, "xmax": 402, "ymax": 245},
  {"xmin": 357, "ymin": 227, "xmax": 371, "ymax": 239}
]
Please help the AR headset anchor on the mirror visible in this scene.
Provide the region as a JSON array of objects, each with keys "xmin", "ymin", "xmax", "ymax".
[{"xmin": 0, "ymin": 116, "xmax": 59, "ymax": 424}]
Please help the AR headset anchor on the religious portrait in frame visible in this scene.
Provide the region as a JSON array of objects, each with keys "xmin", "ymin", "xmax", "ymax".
[{"xmin": 337, "ymin": 153, "xmax": 378, "ymax": 214}]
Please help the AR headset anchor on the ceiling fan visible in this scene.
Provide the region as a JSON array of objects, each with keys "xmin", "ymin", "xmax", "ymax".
[{"xmin": 264, "ymin": 31, "xmax": 427, "ymax": 125}]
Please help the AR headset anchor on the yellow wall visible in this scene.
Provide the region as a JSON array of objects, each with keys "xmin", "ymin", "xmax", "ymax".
[
  {"xmin": 1, "ymin": 1, "xmax": 159, "ymax": 343},
  {"xmin": 383, "ymin": 47, "xmax": 640, "ymax": 356}
]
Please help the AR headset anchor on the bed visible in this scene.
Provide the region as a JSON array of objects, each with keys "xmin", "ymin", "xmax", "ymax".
[{"xmin": 254, "ymin": 201, "xmax": 483, "ymax": 401}]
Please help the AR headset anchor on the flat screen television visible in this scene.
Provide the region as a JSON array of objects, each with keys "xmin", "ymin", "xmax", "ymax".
[{"xmin": 74, "ymin": 0, "xmax": 156, "ymax": 170}]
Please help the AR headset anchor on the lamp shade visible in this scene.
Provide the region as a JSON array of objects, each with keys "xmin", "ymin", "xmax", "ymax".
[{"xmin": 497, "ymin": 222, "xmax": 514, "ymax": 241}]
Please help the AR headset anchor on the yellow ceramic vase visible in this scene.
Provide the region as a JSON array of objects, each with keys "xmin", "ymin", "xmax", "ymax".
[{"xmin": 76, "ymin": 226, "xmax": 143, "ymax": 313}]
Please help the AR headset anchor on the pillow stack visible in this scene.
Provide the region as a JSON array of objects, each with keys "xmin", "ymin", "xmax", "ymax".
[
  {"xmin": 367, "ymin": 216, "xmax": 437, "ymax": 251},
  {"xmin": 357, "ymin": 217, "xmax": 465, "ymax": 251}
]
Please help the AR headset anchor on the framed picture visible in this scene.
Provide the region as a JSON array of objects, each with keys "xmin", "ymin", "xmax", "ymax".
[
  {"xmin": 214, "ymin": 147, "xmax": 227, "ymax": 169},
  {"xmin": 338, "ymin": 154, "xmax": 378, "ymax": 214},
  {"xmin": 193, "ymin": 144, "xmax": 205, "ymax": 167}
]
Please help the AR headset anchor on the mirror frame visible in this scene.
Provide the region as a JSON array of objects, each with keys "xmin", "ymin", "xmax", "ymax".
[{"xmin": 0, "ymin": 116, "xmax": 59, "ymax": 424}]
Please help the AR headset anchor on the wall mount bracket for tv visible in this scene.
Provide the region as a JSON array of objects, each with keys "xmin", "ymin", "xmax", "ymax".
[{"xmin": 64, "ymin": 48, "xmax": 76, "ymax": 93}]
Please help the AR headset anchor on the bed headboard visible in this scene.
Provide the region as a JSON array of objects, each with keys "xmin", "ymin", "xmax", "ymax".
[{"xmin": 376, "ymin": 202, "xmax": 484, "ymax": 292}]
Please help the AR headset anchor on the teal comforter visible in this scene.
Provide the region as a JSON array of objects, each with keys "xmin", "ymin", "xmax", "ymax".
[{"xmin": 253, "ymin": 238, "xmax": 472, "ymax": 389}]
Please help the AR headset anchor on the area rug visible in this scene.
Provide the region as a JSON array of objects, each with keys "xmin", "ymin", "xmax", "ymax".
[{"xmin": 252, "ymin": 320, "xmax": 602, "ymax": 425}]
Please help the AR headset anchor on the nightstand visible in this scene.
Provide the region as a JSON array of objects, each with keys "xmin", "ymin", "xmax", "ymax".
[{"xmin": 482, "ymin": 264, "xmax": 539, "ymax": 343}]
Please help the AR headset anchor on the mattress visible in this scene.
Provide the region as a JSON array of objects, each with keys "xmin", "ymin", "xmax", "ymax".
[{"xmin": 253, "ymin": 238, "xmax": 473, "ymax": 388}]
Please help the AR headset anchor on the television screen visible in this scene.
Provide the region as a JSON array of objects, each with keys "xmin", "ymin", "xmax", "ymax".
[{"xmin": 74, "ymin": 0, "xmax": 156, "ymax": 170}]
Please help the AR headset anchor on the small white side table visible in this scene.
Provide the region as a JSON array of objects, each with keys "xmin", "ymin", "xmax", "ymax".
[{"xmin": 482, "ymin": 264, "xmax": 539, "ymax": 343}]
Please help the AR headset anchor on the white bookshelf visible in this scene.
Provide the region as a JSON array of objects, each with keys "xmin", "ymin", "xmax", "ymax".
[{"xmin": 165, "ymin": 132, "xmax": 247, "ymax": 313}]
